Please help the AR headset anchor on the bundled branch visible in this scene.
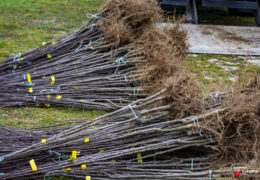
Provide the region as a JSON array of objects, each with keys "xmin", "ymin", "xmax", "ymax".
[
  {"xmin": 0, "ymin": 120, "xmax": 85, "ymax": 156},
  {"xmin": 0, "ymin": 75, "xmax": 231, "ymax": 179},
  {"xmin": 42, "ymin": 159, "xmax": 231, "ymax": 180},
  {"xmin": 1, "ymin": 77, "xmax": 259, "ymax": 179},
  {"xmin": 201, "ymin": 79, "xmax": 260, "ymax": 166},
  {"xmin": 0, "ymin": 32, "xmax": 188, "ymax": 111}
]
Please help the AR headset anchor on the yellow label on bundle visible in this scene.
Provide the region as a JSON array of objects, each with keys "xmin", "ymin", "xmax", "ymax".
[
  {"xmin": 111, "ymin": 160, "xmax": 116, "ymax": 162},
  {"xmin": 51, "ymin": 76, "xmax": 55, "ymax": 84},
  {"xmin": 27, "ymin": 74, "xmax": 32, "ymax": 84},
  {"xmin": 77, "ymin": 151, "xmax": 80, "ymax": 155},
  {"xmin": 47, "ymin": 95, "xmax": 51, "ymax": 100},
  {"xmin": 52, "ymin": 41, "xmax": 56, "ymax": 45},
  {"xmin": 74, "ymin": 87, "xmax": 79, "ymax": 90},
  {"xmin": 128, "ymin": 130, "xmax": 132, "ymax": 133},
  {"xmin": 47, "ymin": 54, "xmax": 52, "ymax": 59},
  {"xmin": 85, "ymin": 176, "xmax": 91, "ymax": 180},
  {"xmin": 81, "ymin": 164, "xmax": 86, "ymax": 169},
  {"xmin": 21, "ymin": 57, "xmax": 24, "ymax": 61},
  {"xmin": 41, "ymin": 139, "xmax": 47, "ymax": 144},
  {"xmin": 29, "ymin": 159, "xmax": 37, "ymax": 172},
  {"xmin": 66, "ymin": 168, "xmax": 71, "ymax": 171},
  {"xmin": 29, "ymin": 87, "xmax": 33, "ymax": 93},
  {"xmin": 44, "ymin": 103, "xmax": 50, "ymax": 107},
  {"xmin": 56, "ymin": 95, "xmax": 62, "ymax": 100},
  {"xmin": 42, "ymin": 42, "xmax": 46, "ymax": 46},
  {"xmin": 36, "ymin": 104, "xmax": 40, "ymax": 106},
  {"xmin": 84, "ymin": 138, "xmax": 90, "ymax": 143},
  {"xmin": 137, "ymin": 153, "xmax": 142, "ymax": 163},
  {"xmin": 99, "ymin": 148, "xmax": 104, "ymax": 153},
  {"xmin": 131, "ymin": 146, "xmax": 135, "ymax": 149},
  {"xmin": 141, "ymin": 115, "xmax": 146, "ymax": 118},
  {"xmin": 13, "ymin": 65, "xmax": 17, "ymax": 68},
  {"xmin": 42, "ymin": 76, "xmax": 46, "ymax": 79},
  {"xmin": 68, "ymin": 151, "xmax": 77, "ymax": 161}
]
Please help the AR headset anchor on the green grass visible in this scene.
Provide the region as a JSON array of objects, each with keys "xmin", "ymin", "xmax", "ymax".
[
  {"xmin": 0, "ymin": 0, "xmax": 104, "ymax": 61},
  {"xmin": 0, "ymin": 107, "xmax": 106, "ymax": 128},
  {"xmin": 186, "ymin": 54, "xmax": 260, "ymax": 90}
]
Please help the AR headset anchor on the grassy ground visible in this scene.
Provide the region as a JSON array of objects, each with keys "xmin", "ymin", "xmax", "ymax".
[
  {"xmin": 0, "ymin": 0, "xmax": 104, "ymax": 61},
  {"xmin": 187, "ymin": 54, "xmax": 260, "ymax": 88}
]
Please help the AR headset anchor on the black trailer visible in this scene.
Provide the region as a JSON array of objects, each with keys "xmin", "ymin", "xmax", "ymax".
[{"xmin": 159, "ymin": 0, "xmax": 260, "ymax": 26}]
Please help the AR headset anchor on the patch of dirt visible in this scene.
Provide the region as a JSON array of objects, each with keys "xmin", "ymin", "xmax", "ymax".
[{"xmin": 201, "ymin": 25, "xmax": 251, "ymax": 44}]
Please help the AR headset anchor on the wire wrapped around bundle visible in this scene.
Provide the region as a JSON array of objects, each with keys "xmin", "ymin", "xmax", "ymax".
[{"xmin": 0, "ymin": 19, "xmax": 188, "ymax": 111}]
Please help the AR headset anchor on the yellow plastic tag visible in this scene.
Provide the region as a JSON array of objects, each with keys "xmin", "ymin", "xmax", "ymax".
[
  {"xmin": 128, "ymin": 130, "xmax": 132, "ymax": 133},
  {"xmin": 42, "ymin": 76, "xmax": 46, "ymax": 79},
  {"xmin": 81, "ymin": 164, "xmax": 86, "ymax": 169},
  {"xmin": 131, "ymin": 146, "xmax": 135, "ymax": 149},
  {"xmin": 51, "ymin": 76, "xmax": 55, "ymax": 84},
  {"xmin": 66, "ymin": 168, "xmax": 71, "ymax": 171},
  {"xmin": 29, "ymin": 87, "xmax": 33, "ymax": 93},
  {"xmin": 36, "ymin": 104, "xmax": 40, "ymax": 107},
  {"xmin": 44, "ymin": 103, "xmax": 50, "ymax": 107},
  {"xmin": 52, "ymin": 41, "xmax": 56, "ymax": 45},
  {"xmin": 41, "ymin": 139, "xmax": 47, "ymax": 144},
  {"xmin": 68, "ymin": 151, "xmax": 77, "ymax": 161},
  {"xmin": 47, "ymin": 54, "xmax": 52, "ymax": 59},
  {"xmin": 27, "ymin": 74, "xmax": 32, "ymax": 84},
  {"xmin": 21, "ymin": 57, "xmax": 24, "ymax": 61},
  {"xmin": 29, "ymin": 159, "xmax": 37, "ymax": 172},
  {"xmin": 99, "ymin": 148, "xmax": 104, "ymax": 153},
  {"xmin": 56, "ymin": 95, "xmax": 62, "ymax": 100},
  {"xmin": 47, "ymin": 95, "xmax": 51, "ymax": 100},
  {"xmin": 137, "ymin": 153, "xmax": 142, "ymax": 163},
  {"xmin": 111, "ymin": 160, "xmax": 116, "ymax": 162},
  {"xmin": 85, "ymin": 176, "xmax": 91, "ymax": 180},
  {"xmin": 84, "ymin": 138, "xmax": 90, "ymax": 143},
  {"xmin": 42, "ymin": 42, "xmax": 46, "ymax": 46},
  {"xmin": 74, "ymin": 87, "xmax": 79, "ymax": 90}
]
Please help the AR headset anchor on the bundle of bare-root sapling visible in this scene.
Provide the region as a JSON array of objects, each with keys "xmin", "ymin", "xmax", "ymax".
[
  {"xmin": 0, "ymin": 74, "xmax": 229, "ymax": 179},
  {"xmin": 0, "ymin": 21, "xmax": 190, "ymax": 111},
  {"xmin": 0, "ymin": 0, "xmax": 161, "ymax": 75}
]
